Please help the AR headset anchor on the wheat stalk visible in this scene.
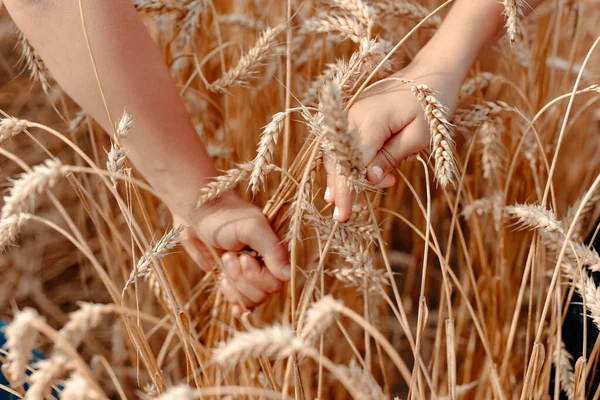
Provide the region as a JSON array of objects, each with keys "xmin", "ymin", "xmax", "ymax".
[
  {"xmin": 1, "ymin": 159, "xmax": 64, "ymax": 220},
  {"xmin": 1, "ymin": 308, "xmax": 44, "ymax": 386},
  {"xmin": 409, "ymin": 83, "xmax": 457, "ymax": 187},
  {"xmin": 207, "ymin": 25, "xmax": 286, "ymax": 93}
]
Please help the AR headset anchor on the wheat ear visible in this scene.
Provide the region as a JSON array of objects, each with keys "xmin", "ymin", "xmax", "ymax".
[
  {"xmin": 196, "ymin": 163, "xmax": 261, "ymax": 208},
  {"xmin": 502, "ymin": 0, "xmax": 526, "ymax": 42},
  {"xmin": 505, "ymin": 203, "xmax": 562, "ymax": 233},
  {"xmin": 249, "ymin": 111, "xmax": 288, "ymax": 194},
  {"xmin": 213, "ymin": 324, "xmax": 304, "ymax": 368},
  {"xmin": 553, "ymin": 340, "xmax": 575, "ymax": 400},
  {"xmin": 1, "ymin": 308, "xmax": 45, "ymax": 386},
  {"xmin": 61, "ymin": 373, "xmax": 100, "ymax": 400},
  {"xmin": 18, "ymin": 32, "xmax": 52, "ymax": 94},
  {"xmin": 123, "ymin": 225, "xmax": 184, "ymax": 292},
  {"xmin": 300, "ymin": 295, "xmax": 341, "ymax": 343},
  {"xmin": 319, "ymin": 81, "xmax": 364, "ymax": 187},
  {"xmin": 2, "ymin": 159, "xmax": 64, "ymax": 220},
  {"xmin": 156, "ymin": 385, "xmax": 196, "ymax": 400},
  {"xmin": 0, "ymin": 117, "xmax": 28, "ymax": 143},
  {"xmin": 409, "ymin": 83, "xmax": 457, "ymax": 187},
  {"xmin": 207, "ymin": 25, "xmax": 285, "ymax": 93}
]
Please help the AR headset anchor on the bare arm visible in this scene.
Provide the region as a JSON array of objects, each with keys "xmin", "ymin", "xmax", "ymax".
[
  {"xmin": 4, "ymin": 0, "xmax": 292, "ymax": 310},
  {"xmin": 4, "ymin": 0, "xmax": 216, "ymax": 217},
  {"xmin": 414, "ymin": 0, "xmax": 544, "ymax": 82}
]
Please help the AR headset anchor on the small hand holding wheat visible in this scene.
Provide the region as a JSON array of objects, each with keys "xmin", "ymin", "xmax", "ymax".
[
  {"xmin": 325, "ymin": 59, "xmax": 463, "ymax": 222},
  {"xmin": 174, "ymin": 192, "xmax": 289, "ymax": 315}
]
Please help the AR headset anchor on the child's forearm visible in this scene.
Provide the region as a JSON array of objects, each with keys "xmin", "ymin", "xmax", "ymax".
[
  {"xmin": 414, "ymin": 0, "xmax": 544, "ymax": 78},
  {"xmin": 4, "ymin": 0, "xmax": 217, "ymax": 215}
]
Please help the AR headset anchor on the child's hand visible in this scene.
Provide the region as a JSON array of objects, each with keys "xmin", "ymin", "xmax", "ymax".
[
  {"xmin": 325, "ymin": 58, "xmax": 464, "ymax": 222},
  {"xmin": 173, "ymin": 192, "xmax": 289, "ymax": 316}
]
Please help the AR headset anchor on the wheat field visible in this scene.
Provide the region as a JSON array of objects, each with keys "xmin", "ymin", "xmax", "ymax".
[{"xmin": 0, "ymin": 0, "xmax": 600, "ymax": 399}]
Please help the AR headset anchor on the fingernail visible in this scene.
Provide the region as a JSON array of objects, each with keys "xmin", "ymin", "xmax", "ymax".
[
  {"xmin": 324, "ymin": 187, "xmax": 331, "ymax": 202},
  {"xmin": 281, "ymin": 264, "xmax": 291, "ymax": 278},
  {"xmin": 333, "ymin": 207, "xmax": 340, "ymax": 220},
  {"xmin": 372, "ymin": 165, "xmax": 384, "ymax": 182}
]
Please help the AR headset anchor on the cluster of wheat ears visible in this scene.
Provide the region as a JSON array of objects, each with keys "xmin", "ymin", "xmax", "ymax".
[{"xmin": 0, "ymin": 0, "xmax": 599, "ymax": 399}]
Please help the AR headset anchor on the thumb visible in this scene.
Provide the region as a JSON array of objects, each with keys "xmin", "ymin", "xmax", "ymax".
[
  {"xmin": 235, "ymin": 216, "xmax": 290, "ymax": 281},
  {"xmin": 366, "ymin": 118, "xmax": 429, "ymax": 184}
]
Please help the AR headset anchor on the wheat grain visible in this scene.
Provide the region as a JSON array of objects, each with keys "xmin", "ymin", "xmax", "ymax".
[
  {"xmin": 156, "ymin": 385, "xmax": 196, "ymax": 400},
  {"xmin": 1, "ymin": 159, "xmax": 64, "ymax": 220},
  {"xmin": 502, "ymin": 0, "xmax": 526, "ymax": 42},
  {"xmin": 124, "ymin": 225, "xmax": 184, "ymax": 292},
  {"xmin": 132, "ymin": 0, "xmax": 185, "ymax": 13},
  {"xmin": 249, "ymin": 111, "xmax": 288, "ymax": 194},
  {"xmin": 300, "ymin": 295, "xmax": 340, "ymax": 342},
  {"xmin": 301, "ymin": 13, "xmax": 366, "ymax": 43},
  {"xmin": 554, "ymin": 340, "xmax": 575, "ymax": 400},
  {"xmin": 344, "ymin": 358, "xmax": 387, "ymax": 400},
  {"xmin": 217, "ymin": 13, "xmax": 265, "ymax": 31},
  {"xmin": 61, "ymin": 373, "xmax": 101, "ymax": 400},
  {"xmin": 459, "ymin": 72, "xmax": 497, "ymax": 100},
  {"xmin": 207, "ymin": 25, "xmax": 286, "ymax": 93},
  {"xmin": 68, "ymin": 110, "xmax": 89, "ymax": 133},
  {"xmin": 59, "ymin": 302, "xmax": 112, "ymax": 348},
  {"xmin": 18, "ymin": 32, "xmax": 51, "ymax": 94},
  {"xmin": 1, "ymin": 308, "xmax": 44, "ymax": 386},
  {"xmin": 196, "ymin": 163, "xmax": 263, "ymax": 207},
  {"xmin": 106, "ymin": 142, "xmax": 128, "ymax": 189},
  {"xmin": 319, "ymin": 81, "xmax": 364, "ymax": 187},
  {"xmin": 322, "ymin": 0, "xmax": 375, "ymax": 31},
  {"xmin": 479, "ymin": 117, "xmax": 505, "ymax": 181},
  {"xmin": 178, "ymin": 0, "xmax": 209, "ymax": 46},
  {"xmin": 0, "ymin": 117, "xmax": 28, "ymax": 143},
  {"xmin": 0, "ymin": 214, "xmax": 29, "ymax": 250},
  {"xmin": 371, "ymin": 1, "xmax": 441, "ymax": 29},
  {"xmin": 409, "ymin": 83, "xmax": 457, "ymax": 187},
  {"xmin": 115, "ymin": 110, "xmax": 134, "ymax": 139},
  {"xmin": 506, "ymin": 203, "xmax": 562, "ymax": 233},
  {"xmin": 24, "ymin": 356, "xmax": 67, "ymax": 400},
  {"xmin": 213, "ymin": 324, "xmax": 303, "ymax": 368}
]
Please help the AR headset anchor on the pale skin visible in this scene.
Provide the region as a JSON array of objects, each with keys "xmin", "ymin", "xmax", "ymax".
[
  {"xmin": 327, "ymin": 0, "xmax": 544, "ymax": 222},
  {"xmin": 5, "ymin": 0, "xmax": 543, "ymax": 313}
]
